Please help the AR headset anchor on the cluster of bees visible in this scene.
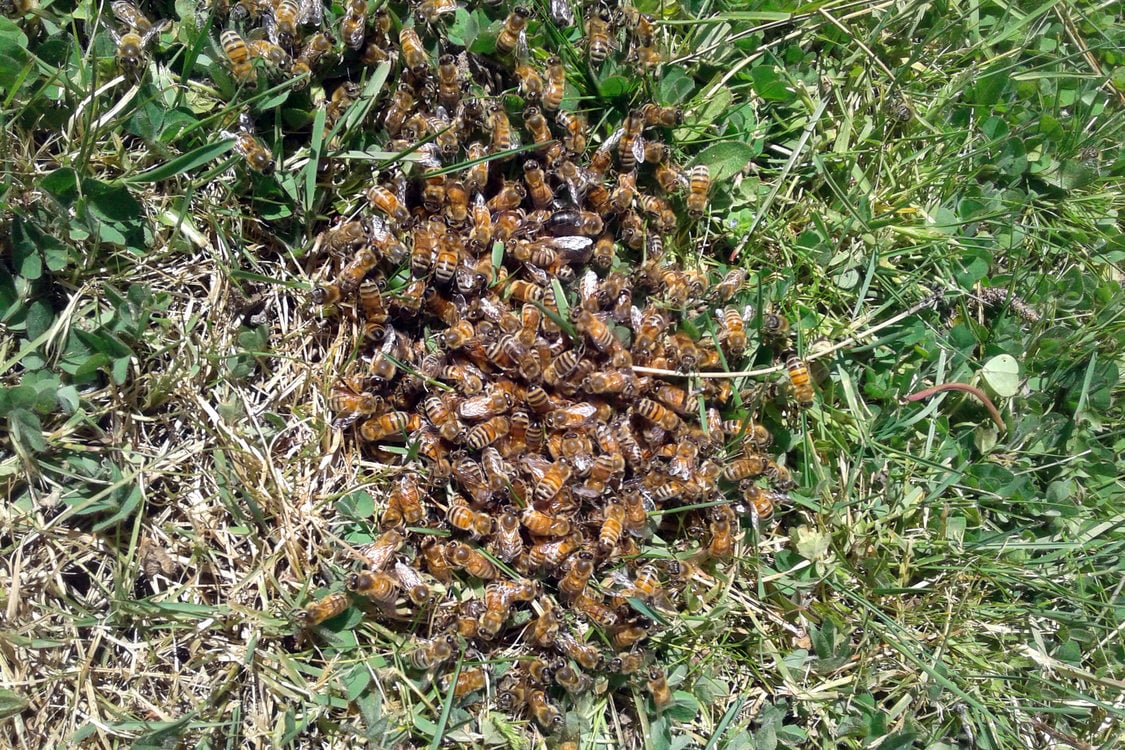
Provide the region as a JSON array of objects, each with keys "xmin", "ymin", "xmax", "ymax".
[{"xmin": 96, "ymin": 0, "xmax": 813, "ymax": 736}]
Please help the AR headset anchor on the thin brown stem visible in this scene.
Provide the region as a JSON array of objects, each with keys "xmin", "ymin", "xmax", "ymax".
[{"xmin": 902, "ymin": 382, "xmax": 1006, "ymax": 432}]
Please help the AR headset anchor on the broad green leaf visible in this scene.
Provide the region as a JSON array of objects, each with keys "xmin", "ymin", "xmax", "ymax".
[
  {"xmin": 980, "ymin": 354, "xmax": 1019, "ymax": 397},
  {"xmin": 694, "ymin": 141, "xmax": 756, "ymax": 183}
]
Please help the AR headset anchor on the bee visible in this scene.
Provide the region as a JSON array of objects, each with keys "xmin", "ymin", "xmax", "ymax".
[
  {"xmin": 478, "ymin": 102, "xmax": 513, "ymax": 155},
  {"xmin": 572, "ymin": 309, "xmax": 616, "ymax": 353},
  {"xmin": 718, "ymin": 306, "xmax": 748, "ymax": 357},
  {"xmin": 642, "ymin": 103, "xmax": 684, "ymax": 127},
  {"xmin": 464, "ymin": 415, "xmax": 510, "ymax": 450},
  {"xmin": 359, "ymin": 411, "xmax": 419, "ymax": 442},
  {"xmin": 667, "ymin": 439, "xmax": 699, "ymax": 481},
  {"xmin": 598, "ymin": 501, "xmax": 625, "ymax": 554},
  {"xmin": 367, "ymin": 183, "xmax": 409, "ymax": 225},
  {"xmin": 628, "ymin": 45, "xmax": 662, "ymax": 68},
  {"xmin": 221, "ymin": 113, "xmax": 274, "ymax": 174},
  {"xmin": 556, "ymin": 631, "xmax": 602, "ymax": 671},
  {"xmin": 647, "ymin": 666, "xmax": 673, "ymax": 712},
  {"xmin": 331, "ymin": 247, "xmax": 378, "ymax": 295},
  {"xmin": 617, "ymin": 108, "xmax": 646, "ymax": 172},
  {"xmin": 515, "ymin": 59, "xmax": 543, "ymax": 102},
  {"xmin": 448, "ymin": 541, "xmax": 499, "ymax": 579},
  {"xmin": 640, "ymin": 194, "xmax": 676, "ymax": 233},
  {"xmin": 464, "ymin": 141, "xmax": 490, "ymax": 193},
  {"xmin": 452, "ymin": 666, "xmax": 489, "ymax": 699},
  {"xmin": 110, "ymin": 19, "xmax": 170, "ymax": 74},
  {"xmin": 762, "ymin": 312, "xmax": 790, "ymax": 342},
  {"xmin": 432, "ymin": 243, "xmax": 461, "ymax": 286},
  {"xmin": 291, "ymin": 31, "xmax": 334, "ymax": 80},
  {"xmin": 447, "ymin": 495, "xmax": 494, "ymax": 539},
  {"xmin": 322, "ymin": 220, "xmax": 369, "ymax": 254},
  {"xmin": 111, "ymin": 1, "xmax": 153, "ymax": 31},
  {"xmin": 220, "ymin": 29, "xmax": 257, "ymax": 84},
  {"xmin": 328, "ymin": 380, "xmax": 381, "ymax": 425},
  {"xmin": 542, "ymin": 56, "xmax": 566, "ymax": 111},
  {"xmin": 295, "ymin": 592, "xmax": 349, "ymax": 626},
  {"xmin": 420, "ymin": 537, "xmax": 453, "ymax": 583},
  {"xmin": 437, "ymin": 320, "xmax": 472, "ymax": 351},
  {"xmin": 416, "ymin": 0, "xmax": 456, "ymax": 25},
  {"xmin": 496, "ymin": 6, "xmax": 530, "ymax": 55},
  {"xmin": 764, "ymin": 459, "xmax": 794, "ymax": 490},
  {"xmin": 556, "ymin": 550, "xmax": 594, "ymax": 601},
  {"xmin": 549, "ymin": 112, "xmax": 586, "ymax": 156},
  {"xmin": 622, "ymin": 491, "xmax": 648, "ymax": 537},
  {"xmin": 532, "ymin": 459, "xmax": 572, "ymax": 505},
  {"xmin": 436, "ymin": 53, "xmax": 463, "ymax": 109},
  {"xmin": 393, "ymin": 561, "xmax": 433, "ymax": 607},
  {"xmin": 521, "ymin": 508, "xmax": 571, "ymax": 538},
  {"xmin": 527, "ymin": 689, "xmax": 563, "ymax": 731},
  {"xmin": 399, "ymin": 27, "xmax": 429, "ymax": 72},
  {"xmin": 785, "ymin": 351, "xmax": 815, "ymax": 407},
  {"xmin": 713, "ymin": 268, "xmax": 747, "ymax": 302},
  {"xmin": 589, "ymin": 233, "xmax": 616, "ymax": 271},
  {"xmin": 267, "ymin": 0, "xmax": 301, "ymax": 49},
  {"xmin": 527, "ymin": 533, "xmax": 582, "ymax": 569},
  {"xmin": 355, "ymin": 529, "xmax": 403, "ymax": 571},
  {"xmin": 708, "ymin": 510, "xmax": 735, "ymax": 559},
  {"xmin": 529, "ymin": 601, "xmax": 560, "ymax": 646},
  {"xmin": 554, "ymin": 664, "xmax": 592, "ymax": 695},
  {"xmin": 585, "ymin": 4, "xmax": 612, "ymax": 64},
  {"xmin": 390, "ymin": 475, "xmax": 427, "ymax": 525},
  {"xmin": 721, "ymin": 455, "xmax": 769, "ymax": 482},
  {"xmin": 610, "ymin": 622, "xmax": 648, "ymax": 649},
  {"xmin": 744, "ymin": 485, "xmax": 786, "ymax": 522},
  {"xmin": 444, "ymin": 179, "xmax": 470, "ymax": 227},
  {"xmin": 368, "ymin": 349, "xmax": 397, "ymax": 383},
  {"xmin": 544, "ymin": 402, "xmax": 598, "ymax": 432},
  {"xmin": 684, "ymin": 164, "xmax": 711, "ymax": 220},
  {"xmin": 325, "ymin": 81, "xmax": 360, "ymax": 127},
  {"xmin": 383, "ymin": 83, "xmax": 414, "ymax": 136},
  {"xmin": 574, "ymin": 589, "xmax": 618, "ymax": 628},
  {"xmin": 486, "ymin": 181, "xmax": 526, "ymax": 212},
  {"xmin": 519, "ymin": 160, "xmax": 553, "ymax": 210},
  {"xmin": 339, "ymin": 0, "xmax": 367, "ymax": 50},
  {"xmin": 609, "ymin": 650, "xmax": 647, "ymax": 674},
  {"xmin": 442, "ymin": 364, "xmax": 485, "ymax": 395},
  {"xmin": 346, "ymin": 569, "xmax": 398, "ymax": 603},
  {"xmin": 636, "ymin": 398, "xmax": 680, "ymax": 431},
  {"xmin": 491, "ymin": 510, "xmax": 524, "ymax": 562},
  {"xmin": 410, "ymin": 634, "xmax": 457, "ymax": 670}
]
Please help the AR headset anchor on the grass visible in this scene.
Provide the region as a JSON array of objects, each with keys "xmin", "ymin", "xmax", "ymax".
[{"xmin": 2, "ymin": 0, "xmax": 1124, "ymax": 748}]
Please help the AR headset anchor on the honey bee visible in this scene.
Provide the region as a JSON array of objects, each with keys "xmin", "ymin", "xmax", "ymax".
[
  {"xmin": 447, "ymin": 495, "xmax": 494, "ymax": 539},
  {"xmin": 647, "ymin": 666, "xmax": 673, "ymax": 711},
  {"xmin": 598, "ymin": 501, "xmax": 625, "ymax": 554},
  {"xmin": 339, "ymin": 0, "xmax": 367, "ymax": 49},
  {"xmin": 684, "ymin": 164, "xmax": 711, "ymax": 220},
  {"xmin": 328, "ymin": 380, "xmax": 381, "ymax": 426},
  {"xmin": 359, "ymin": 411, "xmax": 419, "ymax": 442},
  {"xmin": 571, "ymin": 309, "xmax": 614, "ymax": 352},
  {"xmin": 464, "ymin": 415, "xmax": 510, "ymax": 450},
  {"xmin": 332, "ymin": 247, "xmax": 378, "ymax": 295},
  {"xmin": 527, "ymin": 688, "xmax": 563, "ymax": 731},
  {"xmin": 622, "ymin": 491, "xmax": 649, "ymax": 537},
  {"xmin": 448, "ymin": 541, "xmax": 499, "ymax": 579},
  {"xmin": 529, "ymin": 601, "xmax": 560, "ymax": 646},
  {"xmin": 221, "ymin": 112, "xmax": 274, "ymax": 173},
  {"xmin": 556, "ymin": 550, "xmax": 594, "ymax": 601},
  {"xmin": 520, "ymin": 508, "xmax": 571, "ymax": 538},
  {"xmin": 269, "ymin": 0, "xmax": 301, "ymax": 48},
  {"xmin": 452, "ymin": 666, "xmax": 489, "ymax": 699},
  {"xmin": 585, "ymin": 4, "xmax": 612, "ymax": 64},
  {"xmin": 111, "ymin": 1, "xmax": 153, "ymax": 31},
  {"xmin": 420, "ymin": 537, "xmax": 453, "ymax": 583},
  {"xmin": 609, "ymin": 622, "xmax": 648, "ymax": 649},
  {"xmin": 410, "ymin": 634, "xmax": 457, "ymax": 670},
  {"xmin": 416, "ymin": 0, "xmax": 456, "ymax": 25},
  {"xmin": 367, "ymin": 183, "xmax": 409, "ymax": 225},
  {"xmin": 515, "ymin": 59, "xmax": 543, "ymax": 102},
  {"xmin": 436, "ymin": 53, "xmax": 463, "ymax": 109},
  {"xmin": 383, "ymin": 83, "xmax": 414, "ymax": 136},
  {"xmin": 762, "ymin": 312, "xmax": 790, "ymax": 342},
  {"xmin": 721, "ymin": 455, "xmax": 769, "ymax": 482},
  {"xmin": 574, "ymin": 588, "xmax": 618, "ymax": 628},
  {"xmin": 542, "ymin": 56, "xmax": 566, "ymax": 111},
  {"xmin": 555, "ymin": 631, "xmax": 602, "ymax": 670},
  {"xmin": 291, "ymin": 31, "xmax": 334, "ymax": 80},
  {"xmin": 394, "ymin": 560, "xmax": 433, "ymax": 607},
  {"xmin": 441, "ymin": 364, "xmax": 485, "ymax": 395},
  {"xmin": 491, "ymin": 510, "xmax": 524, "ymax": 562},
  {"xmin": 785, "ymin": 351, "xmax": 815, "ymax": 407},
  {"xmin": 554, "ymin": 664, "xmax": 593, "ymax": 695},
  {"xmin": 486, "ymin": 101, "xmax": 515, "ymax": 155},
  {"xmin": 719, "ymin": 306, "xmax": 748, "ymax": 357},
  {"xmin": 618, "ymin": 108, "xmax": 646, "ymax": 172},
  {"xmin": 627, "ymin": 45, "xmax": 662, "ymax": 68},
  {"xmin": 399, "ymin": 27, "xmax": 428, "ymax": 72},
  {"xmin": 391, "ymin": 475, "xmax": 427, "ymax": 525},
  {"xmin": 640, "ymin": 194, "xmax": 676, "ymax": 233},
  {"xmin": 220, "ymin": 29, "xmax": 257, "ymax": 84},
  {"xmin": 642, "ymin": 103, "xmax": 684, "ymax": 127},
  {"xmin": 527, "ymin": 533, "xmax": 581, "ymax": 569},
  {"xmin": 325, "ymin": 80, "xmax": 360, "ymax": 127},
  {"xmin": 355, "ymin": 529, "xmax": 403, "ymax": 570},
  {"xmin": 743, "ymin": 485, "xmax": 786, "ymax": 522},
  {"xmin": 110, "ymin": 19, "xmax": 170, "ymax": 74},
  {"xmin": 496, "ymin": 6, "xmax": 530, "ymax": 55},
  {"xmin": 487, "ymin": 181, "xmax": 525, "ymax": 213},
  {"xmin": 322, "ymin": 220, "xmax": 369, "ymax": 254},
  {"xmin": 346, "ymin": 569, "xmax": 398, "ymax": 603},
  {"xmin": 532, "ymin": 459, "xmax": 572, "ymax": 505},
  {"xmin": 667, "ymin": 439, "xmax": 699, "ymax": 481},
  {"xmin": 608, "ymin": 650, "xmax": 647, "ymax": 674},
  {"xmin": 432, "ymin": 244, "xmax": 461, "ymax": 286},
  {"xmin": 519, "ymin": 160, "xmax": 553, "ymax": 209},
  {"xmin": 636, "ymin": 398, "xmax": 680, "ymax": 431},
  {"xmin": 464, "ymin": 140, "xmax": 490, "ymax": 192},
  {"xmin": 707, "ymin": 508, "xmax": 735, "ymax": 559},
  {"xmin": 295, "ymin": 592, "xmax": 349, "ymax": 627},
  {"xmin": 713, "ymin": 268, "xmax": 747, "ymax": 302}
]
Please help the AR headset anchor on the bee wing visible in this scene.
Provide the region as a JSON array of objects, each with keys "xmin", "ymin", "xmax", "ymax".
[
  {"xmin": 629, "ymin": 304, "xmax": 643, "ymax": 331},
  {"xmin": 299, "ymin": 0, "xmax": 323, "ymax": 26},
  {"xmin": 578, "ymin": 269, "xmax": 598, "ymax": 303},
  {"xmin": 549, "ymin": 0, "xmax": 575, "ymax": 27},
  {"xmin": 632, "ymin": 134, "xmax": 647, "ymax": 164},
  {"xmin": 599, "ymin": 129, "xmax": 623, "ymax": 153},
  {"xmin": 139, "ymin": 19, "xmax": 170, "ymax": 47},
  {"xmin": 514, "ymin": 29, "xmax": 529, "ymax": 61}
]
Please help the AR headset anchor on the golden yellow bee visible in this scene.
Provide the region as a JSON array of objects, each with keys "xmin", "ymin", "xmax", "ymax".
[
  {"xmin": 496, "ymin": 6, "xmax": 530, "ymax": 56},
  {"xmin": 346, "ymin": 569, "xmax": 398, "ymax": 602},
  {"xmin": 399, "ymin": 27, "xmax": 428, "ymax": 71},
  {"xmin": 110, "ymin": 18, "xmax": 169, "ymax": 74},
  {"xmin": 642, "ymin": 103, "xmax": 684, "ymax": 127},
  {"xmin": 295, "ymin": 592, "xmax": 349, "ymax": 627},
  {"xmin": 448, "ymin": 541, "xmax": 499, "ymax": 580},
  {"xmin": 367, "ymin": 183, "xmax": 409, "ymax": 225},
  {"xmin": 221, "ymin": 113, "xmax": 274, "ymax": 173},
  {"xmin": 451, "ymin": 666, "xmax": 489, "ymax": 699},
  {"xmin": 598, "ymin": 501, "xmax": 625, "ymax": 554},
  {"xmin": 271, "ymin": 0, "xmax": 301, "ymax": 48},
  {"xmin": 555, "ymin": 631, "xmax": 602, "ymax": 671},
  {"xmin": 785, "ymin": 351, "xmax": 815, "ymax": 407},
  {"xmin": 585, "ymin": 5, "xmax": 612, "ymax": 64},
  {"xmin": 220, "ymin": 29, "xmax": 257, "ymax": 84},
  {"xmin": 543, "ymin": 55, "xmax": 566, "ymax": 111},
  {"xmin": 686, "ymin": 164, "xmax": 711, "ymax": 219},
  {"xmin": 647, "ymin": 666, "xmax": 673, "ymax": 712},
  {"xmin": 409, "ymin": 634, "xmax": 457, "ymax": 670},
  {"xmin": 554, "ymin": 663, "xmax": 593, "ymax": 695}
]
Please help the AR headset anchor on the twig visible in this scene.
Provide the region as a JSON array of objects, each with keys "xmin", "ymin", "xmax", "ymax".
[{"xmin": 902, "ymin": 383, "xmax": 1006, "ymax": 432}]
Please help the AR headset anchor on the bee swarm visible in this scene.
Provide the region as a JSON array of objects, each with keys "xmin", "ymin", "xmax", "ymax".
[{"xmin": 272, "ymin": 0, "xmax": 804, "ymax": 733}]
